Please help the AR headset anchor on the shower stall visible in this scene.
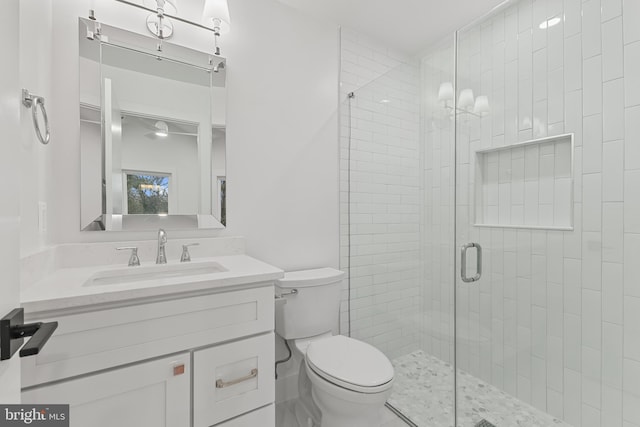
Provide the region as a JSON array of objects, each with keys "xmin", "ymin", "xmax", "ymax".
[{"xmin": 340, "ymin": 0, "xmax": 636, "ymax": 426}]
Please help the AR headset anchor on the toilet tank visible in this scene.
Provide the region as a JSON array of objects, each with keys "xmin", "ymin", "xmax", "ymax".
[{"xmin": 275, "ymin": 268, "xmax": 346, "ymax": 340}]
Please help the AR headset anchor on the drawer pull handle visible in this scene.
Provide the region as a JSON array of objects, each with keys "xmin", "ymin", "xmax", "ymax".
[{"xmin": 216, "ymin": 368, "xmax": 258, "ymax": 388}]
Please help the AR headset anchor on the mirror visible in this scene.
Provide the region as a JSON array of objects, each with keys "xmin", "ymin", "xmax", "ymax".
[{"xmin": 79, "ymin": 18, "xmax": 227, "ymax": 231}]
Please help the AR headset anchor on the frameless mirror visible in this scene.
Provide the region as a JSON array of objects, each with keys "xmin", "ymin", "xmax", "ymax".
[{"xmin": 79, "ymin": 17, "xmax": 226, "ymax": 231}]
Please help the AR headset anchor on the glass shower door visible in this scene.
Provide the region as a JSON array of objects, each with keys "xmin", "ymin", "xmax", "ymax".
[
  {"xmin": 454, "ymin": 0, "xmax": 585, "ymax": 426},
  {"xmin": 417, "ymin": 36, "xmax": 458, "ymax": 427},
  {"xmin": 340, "ymin": 27, "xmax": 456, "ymax": 426}
]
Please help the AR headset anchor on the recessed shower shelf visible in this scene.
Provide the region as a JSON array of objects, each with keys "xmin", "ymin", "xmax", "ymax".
[{"xmin": 473, "ymin": 134, "xmax": 574, "ymax": 231}]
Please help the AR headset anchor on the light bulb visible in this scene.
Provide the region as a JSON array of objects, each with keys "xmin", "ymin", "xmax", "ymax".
[
  {"xmin": 473, "ymin": 95, "xmax": 490, "ymax": 115},
  {"xmin": 203, "ymin": 0, "xmax": 231, "ymax": 33},
  {"xmin": 143, "ymin": 0, "xmax": 177, "ymax": 14},
  {"xmin": 155, "ymin": 121, "xmax": 169, "ymax": 137},
  {"xmin": 458, "ymin": 89, "xmax": 475, "ymax": 110},
  {"xmin": 438, "ymin": 82, "xmax": 454, "ymax": 103}
]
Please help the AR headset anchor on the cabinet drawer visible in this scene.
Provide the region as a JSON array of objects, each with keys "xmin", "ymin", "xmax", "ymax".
[
  {"xmin": 217, "ymin": 404, "xmax": 275, "ymax": 427},
  {"xmin": 22, "ymin": 353, "xmax": 190, "ymax": 427},
  {"xmin": 23, "ymin": 285, "xmax": 274, "ymax": 387},
  {"xmin": 194, "ymin": 333, "xmax": 275, "ymax": 427}
]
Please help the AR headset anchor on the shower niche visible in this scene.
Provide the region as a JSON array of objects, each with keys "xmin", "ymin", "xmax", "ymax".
[{"xmin": 473, "ymin": 134, "xmax": 574, "ymax": 230}]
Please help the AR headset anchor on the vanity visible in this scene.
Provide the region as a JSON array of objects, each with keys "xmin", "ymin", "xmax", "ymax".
[{"xmin": 20, "ymin": 239, "xmax": 283, "ymax": 427}]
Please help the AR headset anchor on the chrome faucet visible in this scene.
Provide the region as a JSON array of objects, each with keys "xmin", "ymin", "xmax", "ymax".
[{"xmin": 156, "ymin": 228, "xmax": 167, "ymax": 264}]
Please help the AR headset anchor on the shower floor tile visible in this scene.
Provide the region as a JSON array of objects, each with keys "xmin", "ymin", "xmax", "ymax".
[
  {"xmin": 276, "ymin": 399, "xmax": 408, "ymax": 427},
  {"xmin": 388, "ymin": 351, "xmax": 572, "ymax": 427}
]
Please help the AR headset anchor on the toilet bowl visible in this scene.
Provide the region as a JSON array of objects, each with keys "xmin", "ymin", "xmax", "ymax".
[
  {"xmin": 304, "ymin": 335, "xmax": 394, "ymax": 427},
  {"xmin": 275, "ymin": 268, "xmax": 395, "ymax": 427}
]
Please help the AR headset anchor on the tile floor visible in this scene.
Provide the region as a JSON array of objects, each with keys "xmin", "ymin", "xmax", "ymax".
[
  {"xmin": 389, "ymin": 350, "xmax": 573, "ymax": 427},
  {"xmin": 275, "ymin": 399, "xmax": 407, "ymax": 427},
  {"xmin": 276, "ymin": 350, "xmax": 573, "ymax": 427}
]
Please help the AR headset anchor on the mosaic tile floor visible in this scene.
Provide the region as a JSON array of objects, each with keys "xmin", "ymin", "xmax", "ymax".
[
  {"xmin": 388, "ymin": 351, "xmax": 573, "ymax": 427},
  {"xmin": 276, "ymin": 400, "xmax": 407, "ymax": 427}
]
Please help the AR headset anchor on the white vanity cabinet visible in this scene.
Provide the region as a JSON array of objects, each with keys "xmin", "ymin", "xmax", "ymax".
[
  {"xmin": 21, "ymin": 284, "xmax": 276, "ymax": 427},
  {"xmin": 217, "ymin": 404, "xmax": 275, "ymax": 426},
  {"xmin": 22, "ymin": 353, "xmax": 191, "ymax": 427}
]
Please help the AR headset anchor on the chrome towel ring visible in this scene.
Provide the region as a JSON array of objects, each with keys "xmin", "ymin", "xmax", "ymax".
[{"xmin": 22, "ymin": 89, "xmax": 50, "ymax": 145}]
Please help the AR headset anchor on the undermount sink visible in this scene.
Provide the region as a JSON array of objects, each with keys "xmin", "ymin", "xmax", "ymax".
[{"xmin": 84, "ymin": 261, "xmax": 228, "ymax": 287}]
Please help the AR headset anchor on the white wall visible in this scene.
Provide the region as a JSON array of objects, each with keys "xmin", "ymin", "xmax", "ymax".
[
  {"xmin": 19, "ymin": 0, "xmax": 339, "ymax": 271},
  {"xmin": 19, "ymin": 0, "xmax": 53, "ymax": 255},
  {"xmin": 223, "ymin": 0, "xmax": 339, "ymax": 270}
]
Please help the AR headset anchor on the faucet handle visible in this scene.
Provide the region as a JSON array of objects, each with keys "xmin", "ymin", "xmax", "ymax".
[
  {"xmin": 117, "ymin": 247, "xmax": 140, "ymax": 267},
  {"xmin": 180, "ymin": 243, "xmax": 200, "ymax": 263}
]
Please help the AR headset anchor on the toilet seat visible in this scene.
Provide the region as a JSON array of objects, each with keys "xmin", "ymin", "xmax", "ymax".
[{"xmin": 305, "ymin": 335, "xmax": 394, "ymax": 394}]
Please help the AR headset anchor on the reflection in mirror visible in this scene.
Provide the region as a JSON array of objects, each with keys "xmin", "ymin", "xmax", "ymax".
[
  {"xmin": 79, "ymin": 18, "xmax": 226, "ymax": 231},
  {"xmin": 119, "ymin": 114, "xmax": 198, "ymax": 216},
  {"xmin": 212, "ymin": 126, "xmax": 226, "ymax": 226}
]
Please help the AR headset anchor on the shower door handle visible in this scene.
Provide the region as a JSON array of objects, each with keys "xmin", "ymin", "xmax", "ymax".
[{"xmin": 461, "ymin": 243, "xmax": 482, "ymax": 283}]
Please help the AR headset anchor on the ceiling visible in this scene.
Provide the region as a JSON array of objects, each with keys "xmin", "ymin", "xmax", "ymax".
[{"xmin": 275, "ymin": 0, "xmax": 508, "ymax": 54}]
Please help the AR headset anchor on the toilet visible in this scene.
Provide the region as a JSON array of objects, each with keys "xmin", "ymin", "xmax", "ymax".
[{"xmin": 275, "ymin": 268, "xmax": 394, "ymax": 427}]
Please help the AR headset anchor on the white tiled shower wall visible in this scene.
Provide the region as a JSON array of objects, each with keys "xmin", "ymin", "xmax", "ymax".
[
  {"xmin": 424, "ymin": 0, "xmax": 640, "ymax": 426},
  {"xmin": 338, "ymin": 29, "xmax": 422, "ymax": 359},
  {"xmin": 475, "ymin": 136, "xmax": 573, "ymax": 229}
]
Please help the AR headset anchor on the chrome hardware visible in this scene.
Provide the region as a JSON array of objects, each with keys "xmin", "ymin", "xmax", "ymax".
[
  {"xmin": 180, "ymin": 243, "xmax": 200, "ymax": 262},
  {"xmin": 116, "ymin": 246, "xmax": 140, "ymax": 267},
  {"xmin": 22, "ymin": 89, "xmax": 50, "ymax": 145},
  {"xmin": 461, "ymin": 243, "xmax": 482, "ymax": 283},
  {"xmin": 274, "ymin": 288, "xmax": 298, "ymax": 304},
  {"xmin": 114, "ymin": 0, "xmax": 221, "ymax": 34},
  {"xmin": 215, "ymin": 368, "xmax": 258, "ymax": 388},
  {"xmin": 274, "ymin": 288, "xmax": 298, "ymax": 298},
  {"xmin": 156, "ymin": 228, "xmax": 167, "ymax": 264}
]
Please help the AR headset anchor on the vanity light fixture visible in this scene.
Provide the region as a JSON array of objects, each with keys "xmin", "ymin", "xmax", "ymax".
[
  {"xmin": 144, "ymin": 0, "xmax": 177, "ymax": 14},
  {"xmin": 203, "ymin": 0, "xmax": 231, "ymax": 56},
  {"xmin": 112, "ymin": 0, "xmax": 228, "ymax": 57},
  {"xmin": 212, "ymin": 61, "xmax": 225, "ymax": 73},
  {"xmin": 88, "ymin": 0, "xmax": 96, "ymax": 20},
  {"xmin": 145, "ymin": 0, "xmax": 178, "ymax": 40},
  {"xmin": 85, "ymin": 11, "xmax": 102, "ymax": 41}
]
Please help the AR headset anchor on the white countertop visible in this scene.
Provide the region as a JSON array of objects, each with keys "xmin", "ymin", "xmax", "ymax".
[{"xmin": 21, "ymin": 254, "xmax": 284, "ymax": 315}]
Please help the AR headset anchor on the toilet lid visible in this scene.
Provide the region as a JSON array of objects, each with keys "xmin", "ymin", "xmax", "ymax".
[{"xmin": 306, "ymin": 335, "xmax": 394, "ymax": 391}]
